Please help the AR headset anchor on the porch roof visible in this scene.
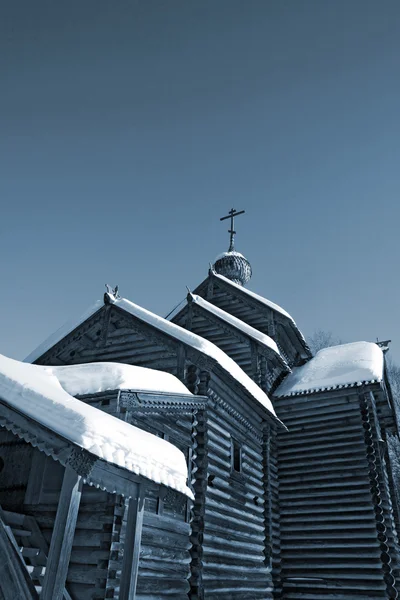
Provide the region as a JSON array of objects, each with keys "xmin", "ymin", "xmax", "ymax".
[{"xmin": 0, "ymin": 354, "xmax": 193, "ymax": 498}]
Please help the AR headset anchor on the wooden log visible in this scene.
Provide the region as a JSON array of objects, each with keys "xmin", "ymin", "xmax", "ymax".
[
  {"xmin": 119, "ymin": 484, "xmax": 145, "ymax": 600},
  {"xmin": 41, "ymin": 466, "xmax": 83, "ymax": 600}
]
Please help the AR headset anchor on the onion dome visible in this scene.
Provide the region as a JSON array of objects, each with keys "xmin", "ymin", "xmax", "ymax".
[{"xmin": 213, "ymin": 250, "xmax": 252, "ymax": 286}]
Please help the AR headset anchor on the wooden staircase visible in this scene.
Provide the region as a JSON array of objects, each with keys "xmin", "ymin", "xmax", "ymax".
[{"xmin": 0, "ymin": 507, "xmax": 72, "ymax": 600}]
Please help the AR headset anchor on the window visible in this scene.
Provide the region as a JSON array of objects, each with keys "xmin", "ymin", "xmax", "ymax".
[{"xmin": 231, "ymin": 438, "xmax": 242, "ymax": 473}]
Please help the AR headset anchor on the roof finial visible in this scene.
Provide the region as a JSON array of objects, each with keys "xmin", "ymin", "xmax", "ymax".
[
  {"xmin": 220, "ymin": 208, "xmax": 245, "ymax": 251},
  {"xmin": 105, "ymin": 284, "xmax": 120, "ymax": 299}
]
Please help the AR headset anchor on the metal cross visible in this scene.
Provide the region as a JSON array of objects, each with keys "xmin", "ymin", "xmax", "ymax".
[{"xmin": 220, "ymin": 208, "xmax": 245, "ymax": 251}]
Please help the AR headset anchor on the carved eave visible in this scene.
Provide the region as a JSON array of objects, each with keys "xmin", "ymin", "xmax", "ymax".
[
  {"xmin": 210, "ymin": 365, "xmax": 286, "ymax": 431},
  {"xmin": 273, "ymin": 379, "xmax": 398, "ymax": 433},
  {"xmin": 76, "ymin": 389, "xmax": 209, "ymax": 413},
  {"xmin": 0, "ymin": 398, "xmax": 159, "ymax": 499},
  {"xmin": 118, "ymin": 390, "xmax": 208, "ymax": 411},
  {"xmin": 376, "ymin": 380, "xmax": 399, "ymax": 435},
  {"xmin": 207, "ymin": 389, "xmax": 264, "ymax": 442}
]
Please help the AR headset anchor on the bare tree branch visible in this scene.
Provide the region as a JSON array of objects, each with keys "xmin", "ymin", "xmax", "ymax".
[{"xmin": 307, "ymin": 329, "xmax": 343, "ymax": 355}]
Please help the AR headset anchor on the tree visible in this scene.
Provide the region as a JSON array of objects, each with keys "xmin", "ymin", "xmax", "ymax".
[
  {"xmin": 307, "ymin": 329, "xmax": 343, "ymax": 356},
  {"xmin": 387, "ymin": 357, "xmax": 400, "ymax": 409},
  {"xmin": 382, "ymin": 358, "xmax": 400, "ymax": 500}
]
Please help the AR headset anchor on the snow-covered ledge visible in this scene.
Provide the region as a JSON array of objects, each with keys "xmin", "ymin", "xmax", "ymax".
[{"xmin": 0, "ymin": 354, "xmax": 193, "ymax": 498}]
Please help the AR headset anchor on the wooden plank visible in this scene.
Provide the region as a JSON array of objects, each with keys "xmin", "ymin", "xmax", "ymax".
[
  {"xmin": 0, "ymin": 514, "xmax": 39, "ymax": 600},
  {"xmin": 119, "ymin": 483, "xmax": 145, "ymax": 600},
  {"xmin": 41, "ymin": 466, "xmax": 83, "ymax": 600}
]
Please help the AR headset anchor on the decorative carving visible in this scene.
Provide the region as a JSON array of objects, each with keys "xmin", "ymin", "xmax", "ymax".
[
  {"xmin": 0, "ymin": 406, "xmax": 70, "ymax": 466},
  {"xmin": 263, "ymin": 424, "xmax": 281, "ymax": 594},
  {"xmin": 198, "ymin": 370, "xmax": 210, "ymax": 396},
  {"xmin": 119, "ymin": 392, "xmax": 140, "ymax": 410},
  {"xmin": 185, "ymin": 348, "xmax": 217, "ymax": 372},
  {"xmin": 206, "ymin": 277, "xmax": 214, "ymax": 299},
  {"xmin": 359, "ymin": 392, "xmax": 398, "ymax": 598},
  {"xmin": 186, "ymin": 364, "xmax": 200, "ymax": 395},
  {"xmin": 185, "ymin": 302, "xmax": 193, "ymax": 330},
  {"xmin": 118, "ymin": 391, "xmax": 207, "ymax": 413},
  {"xmin": 260, "ymin": 355, "xmax": 269, "ymax": 393},
  {"xmin": 67, "ymin": 448, "xmax": 96, "ymax": 478},
  {"xmin": 105, "ymin": 283, "xmax": 120, "ymax": 299},
  {"xmin": 99, "ymin": 305, "xmax": 112, "ymax": 347},
  {"xmin": 208, "ymin": 390, "xmax": 263, "ymax": 442},
  {"xmin": 189, "ymin": 409, "xmax": 208, "ymax": 599}
]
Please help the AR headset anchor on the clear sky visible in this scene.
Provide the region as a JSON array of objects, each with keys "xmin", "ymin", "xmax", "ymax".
[{"xmin": 1, "ymin": 1, "xmax": 400, "ymax": 364}]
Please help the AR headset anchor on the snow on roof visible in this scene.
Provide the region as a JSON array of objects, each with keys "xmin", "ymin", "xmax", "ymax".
[
  {"xmin": 24, "ymin": 300, "xmax": 104, "ymax": 364},
  {"xmin": 106, "ymin": 294, "xmax": 279, "ymax": 421},
  {"xmin": 275, "ymin": 342, "xmax": 384, "ymax": 397},
  {"xmin": 24, "ymin": 290, "xmax": 280, "ymax": 422},
  {"xmin": 53, "ymin": 362, "xmax": 192, "ymax": 397},
  {"xmin": 189, "ymin": 293, "xmax": 282, "ymax": 358},
  {"xmin": 212, "ymin": 270, "xmax": 294, "ymax": 321},
  {"xmin": 0, "ymin": 354, "xmax": 193, "ymax": 497},
  {"xmin": 214, "ymin": 250, "xmax": 247, "ymax": 262}
]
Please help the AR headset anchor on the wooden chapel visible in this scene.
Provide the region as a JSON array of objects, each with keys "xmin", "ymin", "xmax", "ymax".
[{"xmin": 3, "ymin": 208, "xmax": 400, "ymax": 600}]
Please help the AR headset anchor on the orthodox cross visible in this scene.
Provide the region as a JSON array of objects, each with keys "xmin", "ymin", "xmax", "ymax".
[{"xmin": 220, "ymin": 208, "xmax": 245, "ymax": 251}]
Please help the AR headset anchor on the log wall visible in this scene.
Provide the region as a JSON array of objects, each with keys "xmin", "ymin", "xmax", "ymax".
[
  {"xmin": 275, "ymin": 386, "xmax": 400, "ymax": 600},
  {"xmin": 200, "ymin": 375, "xmax": 275, "ymax": 600}
]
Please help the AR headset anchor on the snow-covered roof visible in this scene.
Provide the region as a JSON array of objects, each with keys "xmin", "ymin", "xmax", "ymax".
[
  {"xmin": 105, "ymin": 294, "xmax": 279, "ymax": 420},
  {"xmin": 188, "ymin": 293, "xmax": 283, "ymax": 359},
  {"xmin": 24, "ymin": 291, "xmax": 281, "ymax": 422},
  {"xmin": 0, "ymin": 354, "xmax": 193, "ymax": 497},
  {"xmin": 212, "ymin": 270, "xmax": 294, "ymax": 321},
  {"xmin": 275, "ymin": 342, "xmax": 384, "ymax": 397},
  {"xmin": 52, "ymin": 361, "xmax": 192, "ymax": 397}
]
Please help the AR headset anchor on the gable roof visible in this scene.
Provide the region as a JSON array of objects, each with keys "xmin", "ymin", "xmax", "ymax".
[
  {"xmin": 190, "ymin": 293, "xmax": 281, "ymax": 353},
  {"xmin": 24, "ymin": 300, "xmax": 104, "ymax": 364},
  {"xmin": 106, "ymin": 294, "xmax": 280, "ymax": 421},
  {"xmin": 212, "ymin": 271, "xmax": 294, "ymax": 321},
  {"xmin": 195, "ymin": 269, "xmax": 312, "ymax": 359},
  {"xmin": 173, "ymin": 293, "xmax": 289, "ymax": 370},
  {"xmin": 275, "ymin": 341, "xmax": 384, "ymax": 397},
  {"xmin": 25, "ymin": 292, "xmax": 283, "ymax": 425},
  {"xmin": 0, "ymin": 353, "xmax": 193, "ymax": 497}
]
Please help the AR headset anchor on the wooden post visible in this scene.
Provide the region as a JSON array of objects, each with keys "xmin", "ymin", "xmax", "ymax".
[
  {"xmin": 119, "ymin": 483, "xmax": 145, "ymax": 600},
  {"xmin": 41, "ymin": 466, "xmax": 83, "ymax": 600}
]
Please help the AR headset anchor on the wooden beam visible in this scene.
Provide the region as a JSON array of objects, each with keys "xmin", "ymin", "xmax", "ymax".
[
  {"xmin": 41, "ymin": 466, "xmax": 83, "ymax": 600},
  {"xmin": 119, "ymin": 483, "xmax": 145, "ymax": 600}
]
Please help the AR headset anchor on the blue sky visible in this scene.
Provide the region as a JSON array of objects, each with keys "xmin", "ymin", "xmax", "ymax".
[{"xmin": 1, "ymin": 0, "xmax": 400, "ymax": 363}]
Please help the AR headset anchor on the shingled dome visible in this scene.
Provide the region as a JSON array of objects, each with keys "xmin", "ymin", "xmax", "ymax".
[{"xmin": 213, "ymin": 250, "xmax": 252, "ymax": 286}]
